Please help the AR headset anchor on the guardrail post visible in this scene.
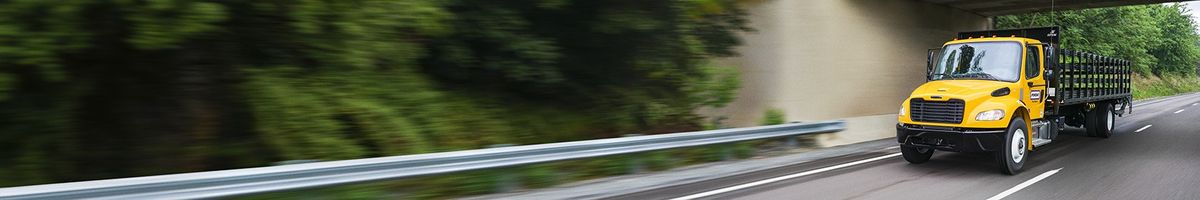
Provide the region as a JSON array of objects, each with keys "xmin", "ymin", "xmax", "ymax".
[
  {"xmin": 785, "ymin": 121, "xmax": 804, "ymax": 148},
  {"xmin": 496, "ymin": 172, "xmax": 517, "ymax": 193},
  {"xmin": 720, "ymin": 144, "xmax": 733, "ymax": 161},
  {"xmin": 785, "ymin": 136, "xmax": 799, "ymax": 148},
  {"xmin": 488, "ymin": 144, "xmax": 519, "ymax": 193},
  {"xmin": 623, "ymin": 134, "xmax": 645, "ymax": 174},
  {"xmin": 627, "ymin": 155, "xmax": 645, "ymax": 174}
]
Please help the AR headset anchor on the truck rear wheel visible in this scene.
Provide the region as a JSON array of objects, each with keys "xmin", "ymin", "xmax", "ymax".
[
  {"xmin": 1086, "ymin": 103, "xmax": 1114, "ymax": 138},
  {"xmin": 901, "ymin": 146, "xmax": 933, "ymax": 164},
  {"xmin": 998, "ymin": 118, "xmax": 1028, "ymax": 175}
]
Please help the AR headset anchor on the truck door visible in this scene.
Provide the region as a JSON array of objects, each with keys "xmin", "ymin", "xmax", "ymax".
[{"xmin": 1023, "ymin": 44, "xmax": 1047, "ymax": 119}]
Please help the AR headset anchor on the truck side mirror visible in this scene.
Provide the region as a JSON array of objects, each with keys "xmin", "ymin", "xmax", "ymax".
[
  {"xmin": 926, "ymin": 48, "xmax": 941, "ymax": 81},
  {"xmin": 1043, "ymin": 44, "xmax": 1055, "ymax": 80},
  {"xmin": 1043, "ymin": 44, "xmax": 1055, "ymax": 69}
]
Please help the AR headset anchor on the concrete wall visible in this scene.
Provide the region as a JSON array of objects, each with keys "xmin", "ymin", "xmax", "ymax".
[{"xmin": 705, "ymin": 0, "xmax": 991, "ymax": 127}]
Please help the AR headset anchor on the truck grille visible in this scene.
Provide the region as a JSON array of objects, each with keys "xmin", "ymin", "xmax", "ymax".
[{"xmin": 909, "ymin": 98, "xmax": 964, "ymax": 124}]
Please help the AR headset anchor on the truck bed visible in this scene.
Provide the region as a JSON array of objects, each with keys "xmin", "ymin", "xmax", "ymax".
[{"xmin": 1049, "ymin": 48, "xmax": 1132, "ymax": 106}]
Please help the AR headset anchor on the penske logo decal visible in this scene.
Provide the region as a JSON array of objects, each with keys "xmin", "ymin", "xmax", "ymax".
[{"xmin": 1031, "ymin": 90, "xmax": 1043, "ymax": 101}]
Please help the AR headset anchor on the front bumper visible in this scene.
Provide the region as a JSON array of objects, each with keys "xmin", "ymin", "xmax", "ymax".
[{"xmin": 896, "ymin": 124, "xmax": 1005, "ymax": 152}]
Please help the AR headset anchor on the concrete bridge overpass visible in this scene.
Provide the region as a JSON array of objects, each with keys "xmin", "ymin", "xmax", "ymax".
[
  {"xmin": 706, "ymin": 0, "xmax": 1192, "ymax": 136},
  {"xmin": 926, "ymin": 0, "xmax": 1189, "ymax": 16}
]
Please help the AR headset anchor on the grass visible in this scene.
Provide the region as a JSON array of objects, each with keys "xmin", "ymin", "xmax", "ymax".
[{"xmin": 1132, "ymin": 74, "xmax": 1200, "ymax": 100}]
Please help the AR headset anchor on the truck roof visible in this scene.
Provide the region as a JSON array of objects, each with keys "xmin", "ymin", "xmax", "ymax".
[
  {"xmin": 944, "ymin": 37, "xmax": 1040, "ymax": 46},
  {"xmin": 958, "ymin": 27, "xmax": 1059, "ymax": 43}
]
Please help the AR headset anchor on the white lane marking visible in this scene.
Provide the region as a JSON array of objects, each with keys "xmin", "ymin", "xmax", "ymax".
[
  {"xmin": 1175, "ymin": 109, "xmax": 1186, "ymax": 114},
  {"xmin": 986, "ymin": 168, "xmax": 1063, "ymax": 200},
  {"xmin": 669, "ymin": 153, "xmax": 902, "ymax": 200},
  {"xmin": 1135, "ymin": 125, "xmax": 1153, "ymax": 133},
  {"xmin": 884, "ymin": 146, "xmax": 900, "ymax": 150},
  {"xmin": 1193, "ymin": 103, "xmax": 1198, "ymax": 106}
]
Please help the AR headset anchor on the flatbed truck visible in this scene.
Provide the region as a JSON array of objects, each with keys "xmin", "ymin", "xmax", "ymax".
[{"xmin": 896, "ymin": 27, "xmax": 1132, "ymax": 174}]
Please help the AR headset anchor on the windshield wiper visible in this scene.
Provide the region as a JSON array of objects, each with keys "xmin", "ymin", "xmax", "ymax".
[
  {"xmin": 929, "ymin": 73, "xmax": 951, "ymax": 80},
  {"xmin": 949, "ymin": 72, "xmax": 1003, "ymax": 81}
]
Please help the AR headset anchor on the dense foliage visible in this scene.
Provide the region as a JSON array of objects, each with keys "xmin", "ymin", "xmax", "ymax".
[
  {"xmin": 996, "ymin": 4, "xmax": 1200, "ymax": 76},
  {"xmin": 0, "ymin": 0, "xmax": 747, "ymax": 186}
]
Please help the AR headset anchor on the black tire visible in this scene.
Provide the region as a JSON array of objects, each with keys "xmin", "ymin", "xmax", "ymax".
[
  {"xmin": 1086, "ymin": 103, "xmax": 1114, "ymax": 138},
  {"xmin": 901, "ymin": 145, "xmax": 934, "ymax": 164},
  {"xmin": 998, "ymin": 118, "xmax": 1029, "ymax": 175}
]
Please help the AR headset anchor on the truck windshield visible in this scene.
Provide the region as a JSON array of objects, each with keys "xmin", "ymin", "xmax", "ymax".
[{"xmin": 930, "ymin": 42, "xmax": 1022, "ymax": 82}]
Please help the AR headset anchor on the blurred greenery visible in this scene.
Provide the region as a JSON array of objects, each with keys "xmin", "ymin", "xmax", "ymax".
[
  {"xmin": 760, "ymin": 108, "xmax": 785, "ymax": 125},
  {"xmin": 996, "ymin": 4, "xmax": 1200, "ymax": 94},
  {"xmin": 0, "ymin": 0, "xmax": 749, "ymax": 191}
]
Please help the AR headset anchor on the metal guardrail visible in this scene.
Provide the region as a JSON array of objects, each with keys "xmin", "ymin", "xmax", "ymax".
[{"xmin": 0, "ymin": 121, "xmax": 844, "ymax": 200}]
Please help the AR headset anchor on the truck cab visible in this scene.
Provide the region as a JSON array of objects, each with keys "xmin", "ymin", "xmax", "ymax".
[{"xmin": 896, "ymin": 27, "xmax": 1132, "ymax": 174}]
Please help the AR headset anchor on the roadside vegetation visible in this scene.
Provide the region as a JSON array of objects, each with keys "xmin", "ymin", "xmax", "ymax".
[
  {"xmin": 1133, "ymin": 74, "xmax": 1200, "ymax": 99},
  {"xmin": 0, "ymin": 0, "xmax": 748, "ymax": 192},
  {"xmin": 996, "ymin": 3, "xmax": 1200, "ymax": 99}
]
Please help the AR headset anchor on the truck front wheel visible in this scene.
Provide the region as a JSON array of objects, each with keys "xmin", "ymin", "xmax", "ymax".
[
  {"xmin": 1086, "ymin": 103, "xmax": 1115, "ymax": 138},
  {"xmin": 901, "ymin": 145, "xmax": 933, "ymax": 164},
  {"xmin": 998, "ymin": 118, "xmax": 1029, "ymax": 175}
]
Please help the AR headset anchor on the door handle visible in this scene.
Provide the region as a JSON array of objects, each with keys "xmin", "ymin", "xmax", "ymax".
[{"xmin": 1027, "ymin": 81, "xmax": 1033, "ymax": 87}]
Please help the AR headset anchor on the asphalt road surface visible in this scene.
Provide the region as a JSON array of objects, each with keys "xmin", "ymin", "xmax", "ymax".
[{"xmin": 617, "ymin": 93, "xmax": 1200, "ymax": 200}]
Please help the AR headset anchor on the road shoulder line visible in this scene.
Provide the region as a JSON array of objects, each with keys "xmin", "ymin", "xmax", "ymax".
[
  {"xmin": 1135, "ymin": 125, "xmax": 1152, "ymax": 133},
  {"xmin": 668, "ymin": 153, "xmax": 901, "ymax": 200},
  {"xmin": 463, "ymin": 139, "xmax": 899, "ymax": 200},
  {"xmin": 986, "ymin": 168, "xmax": 1063, "ymax": 200}
]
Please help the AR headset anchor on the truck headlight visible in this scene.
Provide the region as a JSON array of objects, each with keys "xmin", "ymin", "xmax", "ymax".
[
  {"xmin": 899, "ymin": 107, "xmax": 906, "ymax": 116},
  {"xmin": 975, "ymin": 109, "xmax": 1005, "ymax": 121}
]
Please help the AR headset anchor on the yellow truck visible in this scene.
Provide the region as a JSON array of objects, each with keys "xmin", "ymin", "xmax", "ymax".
[{"xmin": 896, "ymin": 27, "xmax": 1132, "ymax": 174}]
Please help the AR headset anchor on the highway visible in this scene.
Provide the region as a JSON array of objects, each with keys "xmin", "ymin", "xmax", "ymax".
[{"xmin": 613, "ymin": 93, "xmax": 1200, "ymax": 200}]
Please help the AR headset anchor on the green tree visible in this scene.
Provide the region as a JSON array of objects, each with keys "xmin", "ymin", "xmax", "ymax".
[
  {"xmin": 421, "ymin": 0, "xmax": 747, "ymax": 133},
  {"xmin": 996, "ymin": 4, "xmax": 1200, "ymax": 76},
  {"xmin": 0, "ymin": 0, "xmax": 748, "ymax": 187}
]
